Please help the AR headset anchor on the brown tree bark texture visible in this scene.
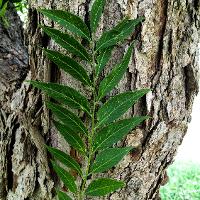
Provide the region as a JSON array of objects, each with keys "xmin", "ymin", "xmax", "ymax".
[{"xmin": 0, "ymin": 0, "xmax": 200, "ymax": 200}]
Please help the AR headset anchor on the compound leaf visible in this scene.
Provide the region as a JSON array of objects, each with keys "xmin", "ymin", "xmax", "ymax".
[
  {"xmin": 96, "ymin": 89, "xmax": 150, "ymax": 128},
  {"xmin": 86, "ymin": 178, "xmax": 124, "ymax": 196},
  {"xmin": 30, "ymin": 81, "xmax": 91, "ymax": 115},
  {"xmin": 40, "ymin": 26, "xmax": 91, "ymax": 61},
  {"xmin": 54, "ymin": 122, "xmax": 86, "ymax": 155},
  {"xmin": 39, "ymin": 9, "xmax": 91, "ymax": 41},
  {"xmin": 47, "ymin": 102, "xmax": 88, "ymax": 135},
  {"xmin": 44, "ymin": 49, "xmax": 92, "ymax": 86},
  {"xmin": 97, "ymin": 42, "xmax": 135, "ymax": 100},
  {"xmin": 51, "ymin": 161, "xmax": 77, "ymax": 193},
  {"xmin": 46, "ymin": 146, "xmax": 82, "ymax": 176},
  {"xmin": 96, "ymin": 17, "xmax": 144, "ymax": 51},
  {"xmin": 90, "ymin": 147, "xmax": 132, "ymax": 173},
  {"xmin": 93, "ymin": 116, "xmax": 148, "ymax": 151},
  {"xmin": 57, "ymin": 190, "xmax": 73, "ymax": 200},
  {"xmin": 90, "ymin": 0, "xmax": 106, "ymax": 33}
]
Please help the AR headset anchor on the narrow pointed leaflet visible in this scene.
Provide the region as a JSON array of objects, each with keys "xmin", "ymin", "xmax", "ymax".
[
  {"xmin": 96, "ymin": 17, "xmax": 144, "ymax": 51},
  {"xmin": 30, "ymin": 81, "xmax": 91, "ymax": 115},
  {"xmin": 97, "ymin": 89, "xmax": 150, "ymax": 128},
  {"xmin": 57, "ymin": 191, "xmax": 73, "ymax": 200},
  {"xmin": 47, "ymin": 102, "xmax": 88, "ymax": 135},
  {"xmin": 40, "ymin": 26, "xmax": 91, "ymax": 61},
  {"xmin": 44, "ymin": 49, "xmax": 92, "ymax": 86},
  {"xmin": 46, "ymin": 146, "xmax": 82, "ymax": 176},
  {"xmin": 86, "ymin": 178, "xmax": 124, "ymax": 196},
  {"xmin": 96, "ymin": 46, "xmax": 114, "ymax": 77},
  {"xmin": 54, "ymin": 121, "xmax": 86, "ymax": 155},
  {"xmin": 90, "ymin": 0, "xmax": 106, "ymax": 33},
  {"xmin": 39, "ymin": 9, "xmax": 91, "ymax": 41},
  {"xmin": 93, "ymin": 116, "xmax": 149, "ymax": 151},
  {"xmin": 97, "ymin": 42, "xmax": 134, "ymax": 100},
  {"xmin": 90, "ymin": 147, "xmax": 133, "ymax": 173},
  {"xmin": 51, "ymin": 161, "xmax": 77, "ymax": 194}
]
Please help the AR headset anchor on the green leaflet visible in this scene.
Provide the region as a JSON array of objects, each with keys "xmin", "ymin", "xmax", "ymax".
[
  {"xmin": 47, "ymin": 102, "xmax": 88, "ymax": 135},
  {"xmin": 40, "ymin": 26, "xmax": 91, "ymax": 61},
  {"xmin": 39, "ymin": 9, "xmax": 91, "ymax": 41},
  {"xmin": 44, "ymin": 49, "xmax": 92, "ymax": 86},
  {"xmin": 46, "ymin": 146, "xmax": 82, "ymax": 176},
  {"xmin": 96, "ymin": 46, "xmax": 114, "ymax": 77},
  {"xmin": 97, "ymin": 89, "xmax": 150, "ymax": 128},
  {"xmin": 90, "ymin": 147, "xmax": 132, "ymax": 173},
  {"xmin": 51, "ymin": 161, "xmax": 77, "ymax": 194},
  {"xmin": 54, "ymin": 122, "xmax": 86, "ymax": 155},
  {"xmin": 96, "ymin": 17, "xmax": 144, "ymax": 51},
  {"xmin": 0, "ymin": 1, "xmax": 8, "ymax": 17},
  {"xmin": 30, "ymin": 81, "xmax": 91, "ymax": 115},
  {"xmin": 93, "ymin": 116, "xmax": 148, "ymax": 151},
  {"xmin": 86, "ymin": 178, "xmax": 124, "ymax": 196},
  {"xmin": 57, "ymin": 190, "xmax": 73, "ymax": 200},
  {"xmin": 90, "ymin": 0, "xmax": 106, "ymax": 33},
  {"xmin": 97, "ymin": 43, "xmax": 135, "ymax": 100}
]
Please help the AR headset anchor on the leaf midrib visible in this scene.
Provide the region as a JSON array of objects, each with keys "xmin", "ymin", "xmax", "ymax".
[
  {"xmin": 43, "ymin": 11, "xmax": 90, "ymax": 40},
  {"xmin": 51, "ymin": 149, "xmax": 82, "ymax": 175},
  {"xmin": 46, "ymin": 28, "xmax": 90, "ymax": 61},
  {"xmin": 98, "ymin": 93, "xmax": 140, "ymax": 127},
  {"xmin": 48, "ymin": 51, "xmax": 90, "ymax": 86},
  {"xmin": 87, "ymin": 183, "xmax": 123, "ymax": 195},
  {"xmin": 38, "ymin": 83, "xmax": 90, "ymax": 114},
  {"xmin": 92, "ymin": 149, "xmax": 130, "ymax": 173},
  {"xmin": 51, "ymin": 104, "xmax": 87, "ymax": 134},
  {"xmin": 95, "ymin": 119, "xmax": 141, "ymax": 151}
]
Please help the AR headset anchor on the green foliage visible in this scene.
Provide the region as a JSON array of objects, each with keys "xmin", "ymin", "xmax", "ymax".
[
  {"xmin": 51, "ymin": 161, "xmax": 78, "ymax": 193},
  {"xmin": 39, "ymin": 9, "xmax": 91, "ymax": 41},
  {"xmin": 46, "ymin": 146, "xmax": 82, "ymax": 176},
  {"xmin": 29, "ymin": 1, "xmax": 148, "ymax": 199},
  {"xmin": 97, "ymin": 42, "xmax": 135, "ymax": 100},
  {"xmin": 54, "ymin": 122, "xmax": 86, "ymax": 155},
  {"xmin": 93, "ymin": 116, "xmax": 149, "ymax": 151},
  {"xmin": 86, "ymin": 178, "xmax": 124, "ymax": 196},
  {"xmin": 43, "ymin": 49, "xmax": 92, "ymax": 86},
  {"xmin": 90, "ymin": 147, "xmax": 133, "ymax": 173}
]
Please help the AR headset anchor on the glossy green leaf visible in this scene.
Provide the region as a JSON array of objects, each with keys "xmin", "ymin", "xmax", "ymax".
[
  {"xmin": 96, "ymin": 46, "xmax": 114, "ymax": 77},
  {"xmin": 97, "ymin": 43, "xmax": 134, "ymax": 100},
  {"xmin": 57, "ymin": 190, "xmax": 73, "ymax": 200},
  {"xmin": 44, "ymin": 49, "xmax": 92, "ymax": 86},
  {"xmin": 96, "ymin": 17, "xmax": 144, "ymax": 51},
  {"xmin": 93, "ymin": 116, "xmax": 148, "ymax": 151},
  {"xmin": 46, "ymin": 146, "xmax": 82, "ymax": 175},
  {"xmin": 54, "ymin": 122, "xmax": 86, "ymax": 155},
  {"xmin": 40, "ymin": 26, "xmax": 91, "ymax": 61},
  {"xmin": 90, "ymin": 0, "xmax": 106, "ymax": 33},
  {"xmin": 30, "ymin": 81, "xmax": 91, "ymax": 115},
  {"xmin": 96, "ymin": 89, "xmax": 150, "ymax": 128},
  {"xmin": 39, "ymin": 9, "xmax": 91, "ymax": 41},
  {"xmin": 47, "ymin": 102, "xmax": 88, "ymax": 135},
  {"xmin": 86, "ymin": 178, "xmax": 124, "ymax": 196},
  {"xmin": 90, "ymin": 147, "xmax": 132, "ymax": 173},
  {"xmin": 51, "ymin": 161, "xmax": 77, "ymax": 193}
]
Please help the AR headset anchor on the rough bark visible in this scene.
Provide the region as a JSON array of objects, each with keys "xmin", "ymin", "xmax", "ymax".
[{"xmin": 0, "ymin": 0, "xmax": 199, "ymax": 200}]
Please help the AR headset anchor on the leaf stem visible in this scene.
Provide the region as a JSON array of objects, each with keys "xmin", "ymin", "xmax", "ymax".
[{"xmin": 78, "ymin": 34, "xmax": 97, "ymax": 200}]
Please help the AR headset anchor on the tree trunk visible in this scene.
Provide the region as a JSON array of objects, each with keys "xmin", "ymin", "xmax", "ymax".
[{"xmin": 0, "ymin": 0, "xmax": 199, "ymax": 200}]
